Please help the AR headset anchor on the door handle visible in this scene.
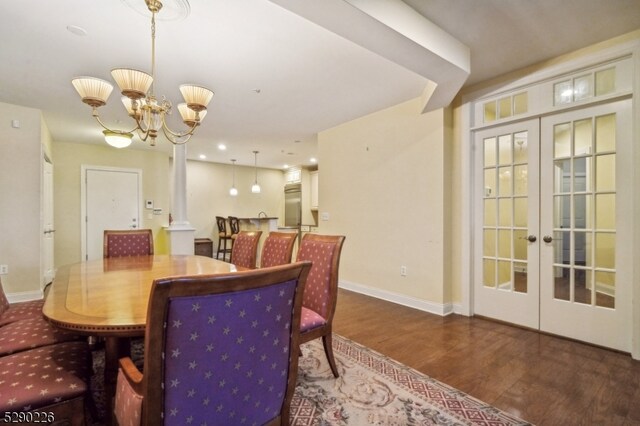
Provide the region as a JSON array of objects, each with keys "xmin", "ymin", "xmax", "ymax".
[
  {"xmin": 543, "ymin": 235, "xmax": 553, "ymax": 243},
  {"xmin": 518, "ymin": 235, "xmax": 537, "ymax": 242}
]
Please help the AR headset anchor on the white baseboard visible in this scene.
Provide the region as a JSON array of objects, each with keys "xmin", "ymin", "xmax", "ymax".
[
  {"xmin": 6, "ymin": 290, "xmax": 43, "ymax": 303},
  {"xmin": 339, "ymin": 280, "xmax": 455, "ymax": 316}
]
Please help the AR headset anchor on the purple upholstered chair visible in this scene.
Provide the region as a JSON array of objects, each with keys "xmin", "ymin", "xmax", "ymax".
[
  {"xmin": 103, "ymin": 229, "xmax": 154, "ymax": 258},
  {"xmin": 260, "ymin": 232, "xmax": 297, "ymax": 268},
  {"xmin": 114, "ymin": 261, "xmax": 312, "ymax": 426},
  {"xmin": 296, "ymin": 233, "xmax": 346, "ymax": 378},
  {"xmin": 230, "ymin": 230, "xmax": 262, "ymax": 270}
]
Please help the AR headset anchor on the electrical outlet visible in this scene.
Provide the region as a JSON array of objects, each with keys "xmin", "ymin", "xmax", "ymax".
[
  {"xmin": 0, "ymin": 265, "xmax": 8, "ymax": 275},
  {"xmin": 400, "ymin": 265, "xmax": 407, "ymax": 276}
]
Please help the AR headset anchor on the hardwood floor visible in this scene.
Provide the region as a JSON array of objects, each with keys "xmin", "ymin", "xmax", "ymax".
[{"xmin": 332, "ymin": 289, "xmax": 640, "ymax": 425}]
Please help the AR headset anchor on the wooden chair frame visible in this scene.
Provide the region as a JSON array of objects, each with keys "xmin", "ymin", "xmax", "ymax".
[
  {"xmin": 103, "ymin": 229, "xmax": 154, "ymax": 258},
  {"xmin": 260, "ymin": 232, "xmax": 298, "ymax": 268},
  {"xmin": 215, "ymin": 216, "xmax": 233, "ymax": 260},
  {"xmin": 117, "ymin": 262, "xmax": 312, "ymax": 426},
  {"xmin": 297, "ymin": 233, "xmax": 346, "ymax": 378}
]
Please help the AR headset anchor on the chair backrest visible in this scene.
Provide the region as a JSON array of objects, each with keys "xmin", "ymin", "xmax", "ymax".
[
  {"xmin": 230, "ymin": 230, "xmax": 262, "ymax": 269},
  {"xmin": 140, "ymin": 262, "xmax": 312, "ymax": 426},
  {"xmin": 261, "ymin": 232, "xmax": 297, "ymax": 268},
  {"xmin": 103, "ymin": 229, "xmax": 154, "ymax": 258},
  {"xmin": 215, "ymin": 216, "xmax": 227, "ymax": 235},
  {"xmin": 295, "ymin": 233, "xmax": 345, "ymax": 320},
  {"xmin": 228, "ymin": 216, "xmax": 240, "ymax": 236}
]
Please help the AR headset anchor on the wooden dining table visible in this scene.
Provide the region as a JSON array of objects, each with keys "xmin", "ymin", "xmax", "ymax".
[{"xmin": 42, "ymin": 254, "xmax": 236, "ymax": 423}]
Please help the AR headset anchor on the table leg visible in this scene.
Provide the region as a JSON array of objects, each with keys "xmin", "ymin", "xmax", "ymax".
[{"xmin": 104, "ymin": 337, "xmax": 131, "ymax": 425}]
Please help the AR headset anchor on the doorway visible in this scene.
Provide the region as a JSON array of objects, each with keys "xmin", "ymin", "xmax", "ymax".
[
  {"xmin": 473, "ymin": 99, "xmax": 631, "ymax": 351},
  {"xmin": 81, "ymin": 166, "xmax": 142, "ymax": 261}
]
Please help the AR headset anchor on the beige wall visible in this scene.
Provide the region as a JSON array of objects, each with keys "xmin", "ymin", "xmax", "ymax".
[
  {"xmin": 318, "ymin": 97, "xmax": 450, "ymax": 304},
  {"xmin": 186, "ymin": 160, "xmax": 285, "ymax": 240},
  {"xmin": 53, "ymin": 142, "xmax": 171, "ymax": 267},
  {"xmin": 0, "ymin": 102, "xmax": 45, "ymax": 295}
]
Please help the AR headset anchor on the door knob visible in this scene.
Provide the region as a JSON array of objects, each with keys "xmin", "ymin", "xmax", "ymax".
[
  {"xmin": 527, "ymin": 235, "xmax": 537, "ymax": 243},
  {"xmin": 543, "ymin": 235, "xmax": 553, "ymax": 243}
]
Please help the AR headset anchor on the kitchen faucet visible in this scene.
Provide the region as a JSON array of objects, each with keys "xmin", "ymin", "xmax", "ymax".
[{"xmin": 258, "ymin": 211, "xmax": 267, "ymax": 218}]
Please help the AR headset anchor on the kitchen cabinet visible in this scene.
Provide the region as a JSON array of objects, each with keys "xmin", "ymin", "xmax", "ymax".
[{"xmin": 310, "ymin": 170, "xmax": 318, "ymax": 211}]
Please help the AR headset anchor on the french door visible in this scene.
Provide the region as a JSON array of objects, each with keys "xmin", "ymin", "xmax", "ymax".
[{"xmin": 474, "ymin": 99, "xmax": 631, "ymax": 351}]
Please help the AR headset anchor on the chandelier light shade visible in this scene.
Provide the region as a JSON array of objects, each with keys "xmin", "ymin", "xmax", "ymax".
[
  {"xmin": 110, "ymin": 68, "xmax": 153, "ymax": 100},
  {"xmin": 71, "ymin": 0, "xmax": 213, "ymax": 147},
  {"xmin": 251, "ymin": 150, "xmax": 261, "ymax": 194},
  {"xmin": 229, "ymin": 159, "xmax": 238, "ymax": 197},
  {"xmin": 71, "ymin": 77, "xmax": 114, "ymax": 107}
]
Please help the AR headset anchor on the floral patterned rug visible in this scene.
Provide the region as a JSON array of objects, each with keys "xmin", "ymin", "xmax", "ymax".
[{"xmin": 89, "ymin": 334, "xmax": 531, "ymax": 425}]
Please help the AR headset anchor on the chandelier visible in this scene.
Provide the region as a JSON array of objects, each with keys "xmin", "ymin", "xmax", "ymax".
[{"xmin": 71, "ymin": 0, "xmax": 213, "ymax": 148}]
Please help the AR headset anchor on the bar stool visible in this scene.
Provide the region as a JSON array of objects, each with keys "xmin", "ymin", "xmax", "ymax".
[
  {"xmin": 228, "ymin": 216, "xmax": 240, "ymax": 250},
  {"xmin": 215, "ymin": 216, "xmax": 233, "ymax": 260}
]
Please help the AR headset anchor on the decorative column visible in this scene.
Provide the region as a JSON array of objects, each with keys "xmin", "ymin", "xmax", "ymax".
[{"xmin": 166, "ymin": 143, "xmax": 195, "ymax": 254}]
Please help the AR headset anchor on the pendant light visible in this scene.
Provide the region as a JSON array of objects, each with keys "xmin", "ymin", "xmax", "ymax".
[
  {"xmin": 251, "ymin": 150, "xmax": 261, "ymax": 194},
  {"xmin": 229, "ymin": 159, "xmax": 238, "ymax": 196}
]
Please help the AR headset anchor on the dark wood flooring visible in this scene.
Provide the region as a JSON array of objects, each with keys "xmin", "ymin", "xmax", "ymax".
[{"xmin": 332, "ymin": 289, "xmax": 640, "ymax": 425}]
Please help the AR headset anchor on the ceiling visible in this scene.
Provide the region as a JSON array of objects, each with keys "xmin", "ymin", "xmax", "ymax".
[{"xmin": 0, "ymin": 0, "xmax": 638, "ymax": 169}]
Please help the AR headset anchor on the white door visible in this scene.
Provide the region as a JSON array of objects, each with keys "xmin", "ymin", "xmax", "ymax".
[
  {"xmin": 83, "ymin": 167, "xmax": 142, "ymax": 260},
  {"xmin": 43, "ymin": 159, "xmax": 55, "ymax": 285},
  {"xmin": 474, "ymin": 99, "xmax": 632, "ymax": 351},
  {"xmin": 474, "ymin": 119, "xmax": 540, "ymax": 328},
  {"xmin": 539, "ymin": 99, "xmax": 632, "ymax": 351}
]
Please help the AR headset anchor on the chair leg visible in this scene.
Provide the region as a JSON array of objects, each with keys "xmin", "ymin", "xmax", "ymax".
[{"xmin": 321, "ymin": 333, "xmax": 339, "ymax": 378}]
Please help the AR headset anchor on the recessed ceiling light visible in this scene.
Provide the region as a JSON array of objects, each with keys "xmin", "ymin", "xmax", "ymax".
[
  {"xmin": 310, "ymin": 157, "xmax": 317, "ymax": 163},
  {"xmin": 67, "ymin": 25, "xmax": 87, "ymax": 36},
  {"xmin": 283, "ymin": 164, "xmax": 289, "ymax": 169},
  {"xmin": 199, "ymin": 154, "xmax": 206, "ymax": 160},
  {"xmin": 218, "ymin": 143, "xmax": 227, "ymax": 151}
]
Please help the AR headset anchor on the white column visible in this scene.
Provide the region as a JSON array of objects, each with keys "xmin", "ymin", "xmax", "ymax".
[{"xmin": 166, "ymin": 143, "xmax": 195, "ymax": 254}]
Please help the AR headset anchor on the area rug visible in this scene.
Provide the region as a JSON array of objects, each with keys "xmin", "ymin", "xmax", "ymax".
[{"xmin": 89, "ymin": 334, "xmax": 531, "ymax": 425}]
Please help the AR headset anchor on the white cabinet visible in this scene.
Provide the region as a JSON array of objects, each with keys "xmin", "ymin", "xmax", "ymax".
[{"xmin": 310, "ymin": 171, "xmax": 318, "ymax": 211}]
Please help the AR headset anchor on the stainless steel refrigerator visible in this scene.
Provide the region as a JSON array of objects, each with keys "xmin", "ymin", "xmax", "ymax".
[{"xmin": 284, "ymin": 184, "xmax": 301, "ymax": 227}]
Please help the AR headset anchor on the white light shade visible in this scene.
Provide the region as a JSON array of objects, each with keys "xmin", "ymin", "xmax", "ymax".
[
  {"xmin": 180, "ymin": 84, "xmax": 214, "ymax": 111},
  {"xmin": 72, "ymin": 77, "xmax": 113, "ymax": 107},
  {"xmin": 121, "ymin": 96, "xmax": 142, "ymax": 118},
  {"xmin": 103, "ymin": 130, "xmax": 133, "ymax": 148},
  {"xmin": 111, "ymin": 68, "xmax": 153, "ymax": 100},
  {"xmin": 251, "ymin": 183, "xmax": 261, "ymax": 194},
  {"xmin": 229, "ymin": 187, "xmax": 238, "ymax": 196},
  {"xmin": 178, "ymin": 103, "xmax": 207, "ymax": 126}
]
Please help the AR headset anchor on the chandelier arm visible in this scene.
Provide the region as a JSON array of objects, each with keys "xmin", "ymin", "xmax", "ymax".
[
  {"xmin": 161, "ymin": 126, "xmax": 192, "ymax": 145},
  {"xmin": 161, "ymin": 121, "xmax": 198, "ymax": 138},
  {"xmin": 92, "ymin": 109, "xmax": 139, "ymax": 134}
]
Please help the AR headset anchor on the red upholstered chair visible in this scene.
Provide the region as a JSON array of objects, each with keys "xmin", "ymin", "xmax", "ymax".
[
  {"xmin": 260, "ymin": 232, "xmax": 297, "ymax": 268},
  {"xmin": 230, "ymin": 230, "xmax": 263, "ymax": 270},
  {"xmin": 296, "ymin": 233, "xmax": 346, "ymax": 378},
  {"xmin": 114, "ymin": 262, "xmax": 312, "ymax": 426},
  {"xmin": 0, "ymin": 277, "xmax": 44, "ymax": 326},
  {"xmin": 103, "ymin": 229, "xmax": 154, "ymax": 258},
  {"xmin": 0, "ymin": 341, "xmax": 91, "ymax": 426}
]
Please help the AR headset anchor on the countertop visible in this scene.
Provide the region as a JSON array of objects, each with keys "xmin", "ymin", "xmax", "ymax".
[{"xmin": 239, "ymin": 216, "xmax": 278, "ymax": 220}]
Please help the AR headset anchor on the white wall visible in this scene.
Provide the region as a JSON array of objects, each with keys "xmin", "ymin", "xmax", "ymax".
[
  {"xmin": 318, "ymin": 97, "xmax": 452, "ymax": 311},
  {"xmin": 0, "ymin": 102, "xmax": 45, "ymax": 296}
]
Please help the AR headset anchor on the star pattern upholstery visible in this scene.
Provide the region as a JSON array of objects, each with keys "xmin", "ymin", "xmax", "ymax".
[
  {"xmin": 114, "ymin": 262, "xmax": 311, "ymax": 426},
  {"xmin": 296, "ymin": 234, "xmax": 345, "ymax": 378},
  {"xmin": 260, "ymin": 232, "xmax": 297, "ymax": 268},
  {"xmin": 230, "ymin": 231, "xmax": 262, "ymax": 270},
  {"xmin": 0, "ymin": 317, "xmax": 83, "ymax": 357},
  {"xmin": 0, "ymin": 278, "xmax": 45, "ymax": 327},
  {"xmin": 103, "ymin": 229, "xmax": 154, "ymax": 258},
  {"xmin": 0, "ymin": 341, "xmax": 90, "ymax": 413}
]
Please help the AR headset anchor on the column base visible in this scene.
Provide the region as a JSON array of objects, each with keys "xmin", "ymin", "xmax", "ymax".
[{"xmin": 164, "ymin": 226, "xmax": 196, "ymax": 255}]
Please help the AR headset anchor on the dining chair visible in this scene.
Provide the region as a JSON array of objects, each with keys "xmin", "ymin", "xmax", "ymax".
[
  {"xmin": 230, "ymin": 230, "xmax": 263, "ymax": 270},
  {"xmin": 296, "ymin": 233, "xmax": 346, "ymax": 378},
  {"xmin": 113, "ymin": 261, "xmax": 312, "ymax": 426},
  {"xmin": 260, "ymin": 232, "xmax": 297, "ymax": 268},
  {"xmin": 215, "ymin": 216, "xmax": 233, "ymax": 260},
  {"xmin": 103, "ymin": 229, "xmax": 154, "ymax": 258}
]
